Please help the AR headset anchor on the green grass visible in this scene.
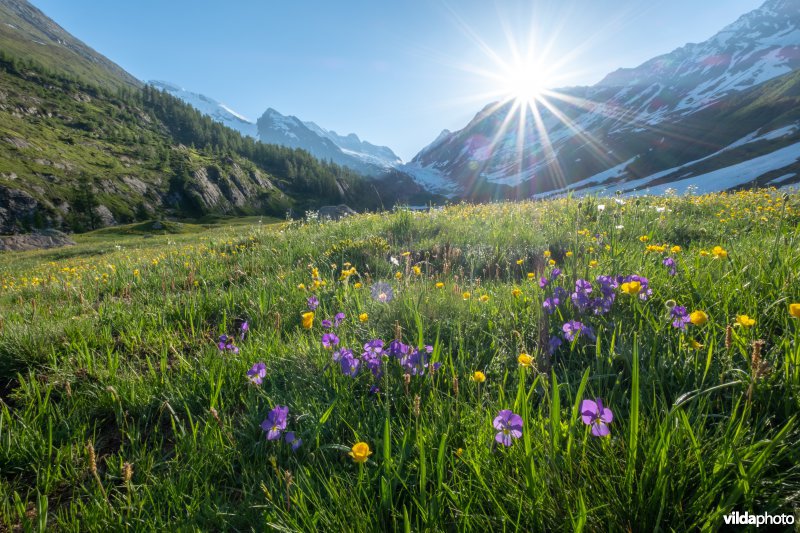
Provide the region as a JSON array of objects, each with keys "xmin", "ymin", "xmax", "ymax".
[{"xmin": 1, "ymin": 190, "xmax": 799, "ymax": 531}]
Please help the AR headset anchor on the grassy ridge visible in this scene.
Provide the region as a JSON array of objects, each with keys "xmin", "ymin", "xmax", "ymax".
[{"xmin": 1, "ymin": 190, "xmax": 799, "ymax": 530}]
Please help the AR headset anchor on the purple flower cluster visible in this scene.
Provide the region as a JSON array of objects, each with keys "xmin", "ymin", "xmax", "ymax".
[
  {"xmin": 307, "ymin": 296, "xmax": 319, "ymax": 310},
  {"xmin": 670, "ymin": 305, "xmax": 691, "ymax": 329},
  {"xmin": 260, "ymin": 405, "xmax": 302, "ymax": 450},
  {"xmin": 320, "ymin": 312, "xmax": 347, "ymax": 330},
  {"xmin": 331, "ymin": 337, "xmax": 440, "ymax": 379},
  {"xmin": 217, "ymin": 334, "xmax": 239, "ymax": 354}
]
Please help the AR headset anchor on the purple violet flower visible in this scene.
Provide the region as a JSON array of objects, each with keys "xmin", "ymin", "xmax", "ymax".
[
  {"xmin": 562, "ymin": 320, "xmax": 596, "ymax": 342},
  {"xmin": 539, "ymin": 277, "xmax": 549, "ymax": 289},
  {"xmin": 671, "ymin": 305, "xmax": 691, "ymax": 329},
  {"xmin": 493, "ymin": 410, "xmax": 523, "ymax": 446},
  {"xmin": 307, "ymin": 296, "xmax": 319, "ymax": 310},
  {"xmin": 580, "ymin": 398, "xmax": 613, "ymax": 437},
  {"xmin": 548, "ymin": 336, "xmax": 563, "ymax": 355},
  {"xmin": 240, "ymin": 321, "xmax": 249, "ymax": 340},
  {"xmin": 543, "ymin": 296, "xmax": 560, "ymax": 314},
  {"xmin": 246, "ymin": 362, "xmax": 267, "ymax": 385},
  {"xmin": 339, "ymin": 352, "xmax": 360, "ymax": 377},
  {"xmin": 260, "ymin": 405, "xmax": 289, "ymax": 440},
  {"xmin": 321, "ymin": 333, "xmax": 340, "ymax": 349},
  {"xmin": 284, "ymin": 431, "xmax": 302, "ymax": 451},
  {"xmin": 334, "ymin": 312, "xmax": 346, "ymax": 327},
  {"xmin": 217, "ymin": 334, "xmax": 239, "ymax": 354},
  {"xmin": 363, "ymin": 339, "xmax": 385, "ymax": 356},
  {"xmin": 663, "ymin": 257, "xmax": 677, "ymax": 276}
]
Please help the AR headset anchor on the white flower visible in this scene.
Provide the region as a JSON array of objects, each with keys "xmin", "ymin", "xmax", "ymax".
[
  {"xmin": 655, "ymin": 206, "xmax": 666, "ymax": 213},
  {"xmin": 390, "ymin": 256, "xmax": 400, "ymax": 266},
  {"xmin": 597, "ymin": 204, "xmax": 606, "ymax": 211},
  {"xmin": 614, "ymin": 198, "xmax": 626, "ymax": 205},
  {"xmin": 615, "ymin": 225, "xmax": 624, "ymax": 230}
]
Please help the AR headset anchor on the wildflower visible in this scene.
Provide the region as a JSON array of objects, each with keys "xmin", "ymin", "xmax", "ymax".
[
  {"xmin": 395, "ymin": 272, "xmax": 403, "ymax": 280},
  {"xmin": 479, "ymin": 294, "xmax": 490, "ymax": 302},
  {"xmin": 240, "ymin": 321, "xmax": 249, "ymax": 340},
  {"xmin": 321, "ymin": 319, "xmax": 333, "ymax": 329},
  {"xmin": 670, "ymin": 245, "xmax": 682, "ymax": 253},
  {"xmin": 616, "ymin": 275, "xmax": 652, "ymax": 301},
  {"xmin": 562, "ymin": 320, "xmax": 596, "ymax": 342},
  {"xmin": 711, "ymin": 246, "xmax": 728, "ymax": 259},
  {"xmin": 538, "ymin": 277, "xmax": 549, "ymax": 289},
  {"xmin": 307, "ymin": 296, "xmax": 319, "ymax": 310},
  {"xmin": 699, "ymin": 250, "xmax": 710, "ymax": 257},
  {"xmin": 565, "ymin": 251, "xmax": 573, "ymax": 257},
  {"xmin": 246, "ymin": 362, "xmax": 267, "ymax": 385},
  {"xmin": 511, "ymin": 288, "xmax": 522, "ymax": 297},
  {"xmin": 261, "ymin": 405, "xmax": 289, "ymax": 440},
  {"xmin": 580, "ymin": 398, "xmax": 613, "ymax": 437},
  {"xmin": 338, "ymin": 351, "xmax": 360, "ymax": 377},
  {"xmin": 133, "ymin": 269, "xmax": 140, "ymax": 277},
  {"xmin": 690, "ymin": 310, "xmax": 709, "ymax": 326},
  {"xmin": 297, "ymin": 283, "xmax": 306, "ymax": 290},
  {"xmin": 548, "ymin": 336, "xmax": 563, "ymax": 354},
  {"xmin": 735, "ymin": 315, "xmax": 756, "ymax": 327},
  {"xmin": 662, "ymin": 257, "xmax": 677, "ymax": 276},
  {"xmin": 527, "ymin": 272, "xmax": 535, "ymax": 280},
  {"xmin": 518, "ymin": 353, "xmax": 533, "ymax": 367},
  {"xmin": 789, "ymin": 303, "xmax": 800, "ymax": 318},
  {"xmin": 354, "ymin": 282, "xmax": 362, "ymax": 289},
  {"xmin": 543, "ymin": 296, "xmax": 560, "ymax": 314},
  {"xmin": 435, "ymin": 282, "xmax": 444, "ymax": 289},
  {"xmin": 516, "ymin": 259, "xmax": 524, "ymax": 265},
  {"xmin": 462, "ymin": 291, "xmax": 471, "ymax": 300},
  {"xmin": 349, "ymin": 442, "xmax": 372, "ymax": 463},
  {"xmin": 371, "ymin": 282, "xmax": 394, "ymax": 303},
  {"xmin": 670, "ymin": 305, "xmax": 691, "ymax": 330},
  {"xmin": 639, "ymin": 235, "xmax": 650, "ymax": 242},
  {"xmin": 284, "ymin": 431, "xmax": 302, "ymax": 451},
  {"xmin": 412, "ymin": 266, "xmax": 422, "ymax": 276},
  {"xmin": 471, "ymin": 371, "xmax": 486, "ymax": 383},
  {"xmin": 689, "ymin": 339, "xmax": 704, "ymax": 350},
  {"xmin": 334, "ymin": 312, "xmax": 346, "ymax": 327},
  {"xmin": 359, "ymin": 312, "xmax": 368, "ymax": 322},
  {"xmin": 589, "ymin": 260, "xmax": 598, "ymax": 268},
  {"xmin": 321, "ymin": 333, "xmax": 340, "ymax": 349},
  {"xmin": 544, "ymin": 250, "xmax": 551, "ymax": 258},
  {"xmin": 493, "ymin": 410, "xmax": 523, "ymax": 446},
  {"xmin": 301, "ymin": 312, "xmax": 314, "ymax": 329},
  {"xmin": 455, "ymin": 448, "xmax": 464, "ymax": 457},
  {"xmin": 620, "ymin": 281, "xmax": 641, "ymax": 295},
  {"xmin": 217, "ymin": 334, "xmax": 239, "ymax": 354}
]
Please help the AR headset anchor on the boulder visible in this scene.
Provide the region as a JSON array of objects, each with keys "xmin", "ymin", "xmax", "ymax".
[
  {"xmin": 318, "ymin": 204, "xmax": 358, "ymax": 221},
  {"xmin": 0, "ymin": 229, "xmax": 75, "ymax": 251}
]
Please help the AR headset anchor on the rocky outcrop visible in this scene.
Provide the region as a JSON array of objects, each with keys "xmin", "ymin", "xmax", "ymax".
[
  {"xmin": 0, "ymin": 185, "xmax": 39, "ymax": 233},
  {"xmin": 0, "ymin": 229, "xmax": 75, "ymax": 251}
]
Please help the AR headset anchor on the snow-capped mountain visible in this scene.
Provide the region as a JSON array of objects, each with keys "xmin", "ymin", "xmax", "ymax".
[
  {"xmin": 408, "ymin": 0, "xmax": 800, "ymax": 197},
  {"xmin": 148, "ymin": 81, "xmax": 402, "ymax": 176},
  {"xmin": 148, "ymin": 81, "xmax": 258, "ymax": 139}
]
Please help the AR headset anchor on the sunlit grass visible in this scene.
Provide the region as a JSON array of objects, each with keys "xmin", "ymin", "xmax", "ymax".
[{"xmin": 1, "ymin": 189, "xmax": 799, "ymax": 530}]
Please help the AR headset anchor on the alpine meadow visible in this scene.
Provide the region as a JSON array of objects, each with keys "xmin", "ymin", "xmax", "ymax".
[{"xmin": 2, "ymin": 0, "xmax": 800, "ymax": 531}]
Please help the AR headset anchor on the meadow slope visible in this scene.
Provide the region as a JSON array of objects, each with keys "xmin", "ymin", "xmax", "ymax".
[{"xmin": 1, "ymin": 190, "xmax": 800, "ymax": 531}]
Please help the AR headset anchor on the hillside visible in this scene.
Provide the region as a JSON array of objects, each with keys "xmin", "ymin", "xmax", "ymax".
[{"xmin": 0, "ymin": 0, "xmax": 140, "ymax": 91}]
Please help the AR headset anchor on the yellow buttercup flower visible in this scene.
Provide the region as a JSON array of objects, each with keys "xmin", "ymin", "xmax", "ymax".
[
  {"xmin": 462, "ymin": 292, "xmax": 471, "ymax": 300},
  {"xmin": 527, "ymin": 272, "xmax": 535, "ymax": 280},
  {"xmin": 435, "ymin": 282, "xmax": 444, "ymax": 289},
  {"xmin": 516, "ymin": 259, "xmax": 524, "ymax": 265},
  {"xmin": 548, "ymin": 259, "xmax": 556, "ymax": 266},
  {"xmin": 471, "ymin": 371, "xmax": 486, "ymax": 383},
  {"xmin": 620, "ymin": 281, "xmax": 641, "ymax": 295},
  {"xmin": 565, "ymin": 251, "xmax": 573, "ymax": 257},
  {"xmin": 349, "ymin": 442, "xmax": 372, "ymax": 463},
  {"xmin": 690, "ymin": 310, "xmax": 708, "ymax": 326},
  {"xmin": 712, "ymin": 246, "xmax": 728, "ymax": 259},
  {"xmin": 479, "ymin": 294, "xmax": 489, "ymax": 302},
  {"xmin": 354, "ymin": 282, "xmax": 362, "ymax": 289},
  {"xmin": 589, "ymin": 260, "xmax": 598, "ymax": 268},
  {"xmin": 639, "ymin": 235, "xmax": 650, "ymax": 242},
  {"xmin": 735, "ymin": 315, "xmax": 755, "ymax": 327},
  {"xmin": 297, "ymin": 283, "xmax": 306, "ymax": 290},
  {"xmin": 395, "ymin": 272, "xmax": 403, "ymax": 280},
  {"xmin": 689, "ymin": 339, "xmax": 704, "ymax": 350},
  {"xmin": 412, "ymin": 266, "xmax": 421, "ymax": 276},
  {"xmin": 359, "ymin": 313, "xmax": 368, "ymax": 323},
  {"xmin": 789, "ymin": 303, "xmax": 800, "ymax": 318},
  {"xmin": 518, "ymin": 353, "xmax": 533, "ymax": 367},
  {"xmin": 670, "ymin": 245, "xmax": 682, "ymax": 253},
  {"xmin": 543, "ymin": 250, "xmax": 551, "ymax": 258},
  {"xmin": 301, "ymin": 312, "xmax": 314, "ymax": 329},
  {"xmin": 511, "ymin": 288, "xmax": 522, "ymax": 297}
]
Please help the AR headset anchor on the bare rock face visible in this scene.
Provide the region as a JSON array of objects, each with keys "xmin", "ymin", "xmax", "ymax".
[
  {"xmin": 93, "ymin": 205, "xmax": 116, "ymax": 226},
  {"xmin": 0, "ymin": 229, "xmax": 75, "ymax": 251},
  {"xmin": 318, "ymin": 204, "xmax": 357, "ymax": 221},
  {"xmin": 0, "ymin": 185, "xmax": 39, "ymax": 233}
]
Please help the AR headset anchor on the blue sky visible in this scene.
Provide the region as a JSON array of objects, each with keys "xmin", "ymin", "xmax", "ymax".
[{"xmin": 31, "ymin": 0, "xmax": 764, "ymax": 160}]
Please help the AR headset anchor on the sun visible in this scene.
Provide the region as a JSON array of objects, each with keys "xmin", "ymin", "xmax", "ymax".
[{"xmin": 503, "ymin": 66, "xmax": 548, "ymax": 107}]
